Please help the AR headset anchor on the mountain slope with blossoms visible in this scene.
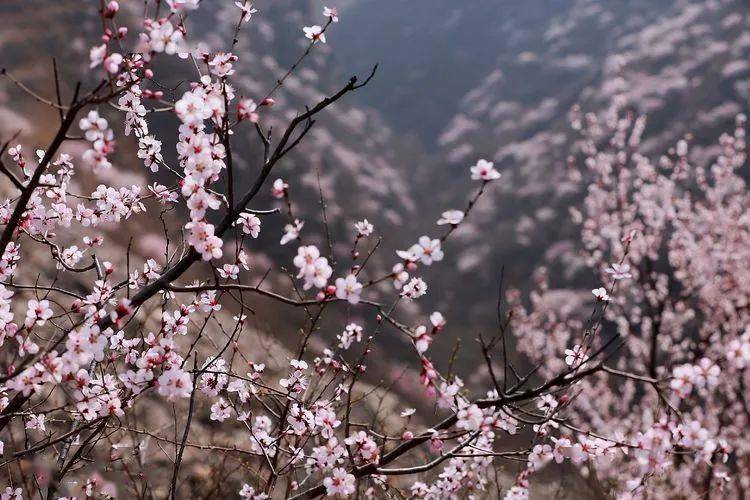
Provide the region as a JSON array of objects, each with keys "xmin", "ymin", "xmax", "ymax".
[
  {"xmin": 334, "ymin": 0, "xmax": 750, "ymax": 355},
  {"xmin": 0, "ymin": 0, "xmax": 429, "ymax": 365},
  {"xmin": 1, "ymin": 2, "xmax": 750, "ymax": 498},
  {"xmin": 4, "ymin": 0, "xmax": 750, "ymax": 410},
  {"xmin": 3, "ymin": 0, "xmax": 750, "ymax": 417}
]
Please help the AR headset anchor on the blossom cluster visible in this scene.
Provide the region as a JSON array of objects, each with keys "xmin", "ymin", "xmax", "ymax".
[{"xmin": 506, "ymin": 91, "xmax": 750, "ymax": 497}]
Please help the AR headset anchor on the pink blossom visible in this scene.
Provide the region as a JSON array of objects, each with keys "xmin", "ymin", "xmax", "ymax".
[
  {"xmin": 335, "ymin": 274, "xmax": 362, "ymax": 304},
  {"xmin": 294, "ymin": 245, "xmax": 332, "ymax": 290},
  {"xmin": 208, "ymin": 52, "xmax": 237, "ymax": 77},
  {"xmin": 564, "ymin": 344, "xmax": 589, "ymax": 367},
  {"xmin": 89, "ymin": 44, "xmax": 106, "ymax": 68},
  {"xmin": 281, "ymin": 219, "xmax": 303, "ymax": 245},
  {"xmin": 592, "ymin": 287, "xmax": 610, "ymax": 301},
  {"xmin": 323, "ymin": 468, "xmax": 355, "ymax": 497},
  {"xmin": 411, "ymin": 236, "xmax": 444, "ymax": 265},
  {"xmin": 210, "ymin": 398, "xmax": 231, "ymax": 421},
  {"xmin": 303, "ymin": 25, "xmax": 326, "ymax": 44},
  {"xmin": 457, "ymin": 404, "xmax": 483, "ymax": 431},
  {"xmin": 470, "ymin": 159, "xmax": 501, "ymax": 181},
  {"xmin": 103, "ymin": 53, "xmax": 123, "ymax": 74},
  {"xmin": 354, "ymin": 219, "xmax": 373, "ymax": 237},
  {"xmin": 429, "ymin": 311, "xmax": 446, "ymax": 329},
  {"xmin": 401, "ymin": 277, "xmax": 427, "ymax": 299},
  {"xmin": 414, "ymin": 325, "xmax": 432, "ymax": 354},
  {"xmin": 218, "ymin": 264, "xmax": 240, "ymax": 281},
  {"xmin": 437, "ymin": 209, "xmax": 465, "ymax": 226},
  {"xmin": 25, "ymin": 299, "xmax": 53, "ymax": 329},
  {"xmin": 271, "ymin": 178, "xmax": 288, "ymax": 198},
  {"xmin": 157, "ymin": 366, "xmax": 193, "ymax": 400},
  {"xmin": 337, "ymin": 323, "xmax": 363, "ymax": 349},
  {"xmin": 236, "ymin": 212, "xmax": 261, "ymax": 238},
  {"xmin": 238, "ymin": 98, "xmax": 259, "ymax": 122},
  {"xmin": 605, "ymin": 263, "xmax": 632, "ymax": 280},
  {"xmin": 25, "ymin": 413, "xmax": 46, "ymax": 432},
  {"xmin": 323, "ymin": 6, "xmax": 339, "ymax": 23},
  {"xmin": 235, "ymin": 1, "xmax": 258, "ymax": 22}
]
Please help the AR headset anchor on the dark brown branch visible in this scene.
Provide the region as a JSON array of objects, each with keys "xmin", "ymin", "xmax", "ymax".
[{"xmin": 170, "ymin": 357, "xmax": 198, "ymax": 499}]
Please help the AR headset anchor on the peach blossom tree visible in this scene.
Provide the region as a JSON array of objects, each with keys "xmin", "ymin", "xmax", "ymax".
[{"xmin": 0, "ymin": 2, "xmax": 746, "ymax": 499}]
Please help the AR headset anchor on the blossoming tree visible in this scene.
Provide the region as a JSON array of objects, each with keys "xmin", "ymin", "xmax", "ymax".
[{"xmin": 0, "ymin": 2, "xmax": 746, "ymax": 499}]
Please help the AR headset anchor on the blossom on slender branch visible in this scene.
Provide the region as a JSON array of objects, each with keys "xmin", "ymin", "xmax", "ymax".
[
  {"xmin": 401, "ymin": 277, "xmax": 427, "ymax": 299},
  {"xmin": 354, "ymin": 219, "xmax": 373, "ymax": 237},
  {"xmin": 592, "ymin": 287, "xmax": 610, "ymax": 302},
  {"xmin": 470, "ymin": 159, "xmax": 501, "ymax": 181},
  {"xmin": 604, "ymin": 263, "xmax": 632, "ymax": 280},
  {"xmin": 437, "ymin": 209, "xmax": 464, "ymax": 225},
  {"xmin": 303, "ymin": 25, "xmax": 326, "ymax": 44},
  {"xmin": 323, "ymin": 6, "xmax": 339, "ymax": 23},
  {"xmin": 335, "ymin": 274, "xmax": 362, "ymax": 304},
  {"xmin": 236, "ymin": 212, "xmax": 261, "ymax": 238},
  {"xmin": 271, "ymin": 178, "xmax": 288, "ymax": 198},
  {"xmin": 235, "ymin": 1, "xmax": 258, "ymax": 22},
  {"xmin": 323, "ymin": 468, "xmax": 355, "ymax": 497}
]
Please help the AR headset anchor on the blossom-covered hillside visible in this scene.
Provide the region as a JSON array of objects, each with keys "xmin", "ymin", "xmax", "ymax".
[{"xmin": 1, "ymin": 1, "xmax": 749, "ymax": 498}]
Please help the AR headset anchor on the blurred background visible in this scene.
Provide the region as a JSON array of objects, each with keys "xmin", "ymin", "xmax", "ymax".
[{"xmin": 1, "ymin": 0, "xmax": 748, "ymax": 408}]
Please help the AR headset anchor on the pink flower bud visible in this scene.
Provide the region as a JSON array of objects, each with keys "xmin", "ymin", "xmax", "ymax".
[
  {"xmin": 429, "ymin": 436, "xmax": 444, "ymax": 453},
  {"xmin": 402, "ymin": 431, "xmax": 414, "ymax": 440},
  {"xmin": 261, "ymin": 97, "xmax": 275, "ymax": 106},
  {"xmin": 104, "ymin": 1, "xmax": 119, "ymax": 17}
]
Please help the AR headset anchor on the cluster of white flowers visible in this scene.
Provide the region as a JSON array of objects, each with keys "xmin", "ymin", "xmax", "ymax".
[
  {"xmin": 670, "ymin": 358, "xmax": 721, "ymax": 398},
  {"xmin": 79, "ymin": 110, "xmax": 115, "ymax": 172},
  {"xmin": 294, "ymin": 245, "xmax": 333, "ymax": 291},
  {"xmin": 173, "ymin": 77, "xmax": 233, "ymax": 260}
]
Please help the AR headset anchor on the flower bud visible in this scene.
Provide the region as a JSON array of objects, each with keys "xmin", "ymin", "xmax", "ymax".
[{"xmin": 104, "ymin": 1, "xmax": 119, "ymax": 17}]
